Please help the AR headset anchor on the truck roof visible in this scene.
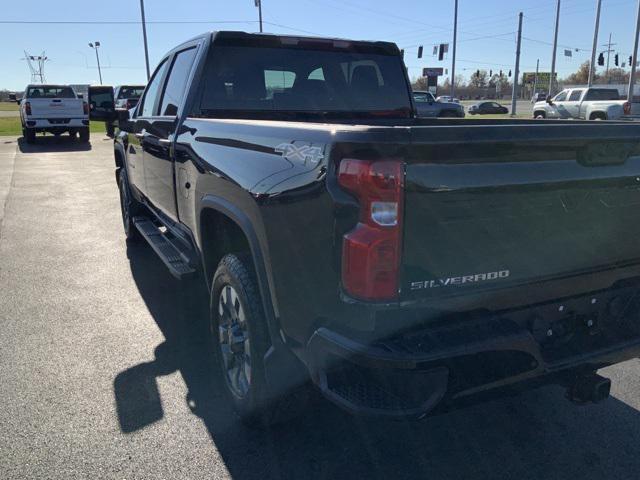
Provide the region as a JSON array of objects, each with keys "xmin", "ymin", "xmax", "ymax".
[{"xmin": 168, "ymin": 30, "xmax": 401, "ymax": 57}]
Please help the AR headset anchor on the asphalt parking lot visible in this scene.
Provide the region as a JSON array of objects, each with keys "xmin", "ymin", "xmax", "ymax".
[{"xmin": 2, "ymin": 134, "xmax": 640, "ymax": 479}]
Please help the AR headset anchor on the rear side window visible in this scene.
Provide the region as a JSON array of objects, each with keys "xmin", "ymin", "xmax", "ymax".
[
  {"xmin": 139, "ymin": 59, "xmax": 169, "ymax": 117},
  {"xmin": 160, "ymin": 47, "xmax": 198, "ymax": 116},
  {"xmin": 569, "ymin": 90, "xmax": 583, "ymax": 101},
  {"xmin": 27, "ymin": 86, "xmax": 75, "ymax": 99}
]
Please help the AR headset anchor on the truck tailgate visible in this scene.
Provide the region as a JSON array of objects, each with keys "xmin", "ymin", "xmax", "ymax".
[
  {"xmin": 402, "ymin": 122, "xmax": 640, "ymax": 302},
  {"xmin": 28, "ymin": 98, "xmax": 84, "ymax": 118}
]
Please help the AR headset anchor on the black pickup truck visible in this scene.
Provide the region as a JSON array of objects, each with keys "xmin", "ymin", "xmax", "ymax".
[{"xmin": 91, "ymin": 31, "xmax": 640, "ymax": 424}]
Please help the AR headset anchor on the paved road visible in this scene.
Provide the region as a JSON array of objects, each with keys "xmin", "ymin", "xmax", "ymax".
[
  {"xmin": 0, "ymin": 110, "xmax": 19, "ymax": 118},
  {"xmin": 1, "ymin": 135, "xmax": 640, "ymax": 479}
]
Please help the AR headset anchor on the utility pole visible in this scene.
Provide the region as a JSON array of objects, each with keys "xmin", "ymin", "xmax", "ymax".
[
  {"xmin": 629, "ymin": 0, "xmax": 640, "ymax": 102},
  {"xmin": 511, "ymin": 12, "xmax": 523, "ymax": 116},
  {"xmin": 589, "ymin": 0, "xmax": 602, "ymax": 87},
  {"xmin": 549, "ymin": 0, "xmax": 561, "ymax": 96},
  {"xmin": 602, "ymin": 33, "xmax": 617, "ymax": 82},
  {"xmin": 140, "ymin": 0, "xmax": 151, "ymax": 81},
  {"xmin": 255, "ymin": 0, "xmax": 263, "ymax": 33},
  {"xmin": 451, "ymin": 0, "xmax": 458, "ymax": 98},
  {"xmin": 533, "ymin": 58, "xmax": 540, "ymax": 97},
  {"xmin": 88, "ymin": 42, "xmax": 103, "ymax": 85}
]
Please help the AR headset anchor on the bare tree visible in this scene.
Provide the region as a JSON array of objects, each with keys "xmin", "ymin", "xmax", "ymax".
[{"xmin": 469, "ymin": 70, "xmax": 489, "ymax": 88}]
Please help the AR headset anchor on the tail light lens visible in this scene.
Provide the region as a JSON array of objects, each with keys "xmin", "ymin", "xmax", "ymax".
[
  {"xmin": 338, "ymin": 159, "xmax": 404, "ymax": 301},
  {"xmin": 624, "ymin": 101, "xmax": 631, "ymax": 115},
  {"xmin": 83, "ymin": 101, "xmax": 89, "ymax": 115},
  {"xmin": 24, "ymin": 102, "xmax": 31, "ymax": 115}
]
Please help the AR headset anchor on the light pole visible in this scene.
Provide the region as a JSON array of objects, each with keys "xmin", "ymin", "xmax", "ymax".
[
  {"xmin": 629, "ymin": 0, "xmax": 640, "ymax": 102},
  {"xmin": 255, "ymin": 0, "xmax": 263, "ymax": 33},
  {"xmin": 140, "ymin": 0, "xmax": 150, "ymax": 81},
  {"xmin": 588, "ymin": 0, "xmax": 602, "ymax": 87},
  {"xmin": 88, "ymin": 42, "xmax": 103, "ymax": 85},
  {"xmin": 451, "ymin": 0, "xmax": 458, "ymax": 98},
  {"xmin": 549, "ymin": 0, "xmax": 561, "ymax": 96}
]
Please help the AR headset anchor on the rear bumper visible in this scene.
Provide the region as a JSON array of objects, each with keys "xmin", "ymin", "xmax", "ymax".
[
  {"xmin": 306, "ymin": 287, "xmax": 640, "ymax": 417},
  {"xmin": 25, "ymin": 118, "xmax": 89, "ymax": 129}
]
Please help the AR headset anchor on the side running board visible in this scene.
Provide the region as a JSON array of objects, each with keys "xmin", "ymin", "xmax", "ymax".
[{"xmin": 133, "ymin": 217, "xmax": 196, "ymax": 278}]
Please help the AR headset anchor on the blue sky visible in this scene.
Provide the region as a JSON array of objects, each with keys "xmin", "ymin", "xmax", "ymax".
[{"xmin": 1, "ymin": 0, "xmax": 638, "ymax": 90}]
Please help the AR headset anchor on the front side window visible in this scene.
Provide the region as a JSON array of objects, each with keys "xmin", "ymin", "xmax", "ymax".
[
  {"xmin": 160, "ymin": 48, "xmax": 198, "ymax": 116},
  {"xmin": 139, "ymin": 59, "xmax": 169, "ymax": 117},
  {"xmin": 264, "ymin": 70, "xmax": 296, "ymax": 99},
  {"xmin": 554, "ymin": 90, "xmax": 569, "ymax": 102}
]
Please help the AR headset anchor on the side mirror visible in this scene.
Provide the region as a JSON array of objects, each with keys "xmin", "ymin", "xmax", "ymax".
[
  {"xmin": 16, "ymin": 99, "xmax": 21, "ymax": 104},
  {"xmin": 547, "ymin": 98, "xmax": 554, "ymax": 105}
]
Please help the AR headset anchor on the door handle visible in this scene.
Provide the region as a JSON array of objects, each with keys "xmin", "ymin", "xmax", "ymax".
[
  {"xmin": 134, "ymin": 132, "xmax": 144, "ymax": 139},
  {"xmin": 158, "ymin": 138, "xmax": 171, "ymax": 145}
]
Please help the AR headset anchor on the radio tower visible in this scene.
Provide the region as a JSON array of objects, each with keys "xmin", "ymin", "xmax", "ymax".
[{"xmin": 23, "ymin": 51, "xmax": 48, "ymax": 83}]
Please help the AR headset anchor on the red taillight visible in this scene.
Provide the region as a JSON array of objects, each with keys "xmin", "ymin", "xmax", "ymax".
[
  {"xmin": 624, "ymin": 101, "xmax": 632, "ymax": 115},
  {"xmin": 338, "ymin": 158, "xmax": 404, "ymax": 301},
  {"xmin": 83, "ymin": 101, "xmax": 89, "ymax": 115},
  {"xmin": 24, "ymin": 101, "xmax": 31, "ymax": 115}
]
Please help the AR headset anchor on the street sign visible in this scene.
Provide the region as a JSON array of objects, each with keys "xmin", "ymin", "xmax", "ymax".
[
  {"xmin": 522, "ymin": 71, "xmax": 557, "ymax": 85},
  {"xmin": 422, "ymin": 67, "xmax": 444, "ymax": 77}
]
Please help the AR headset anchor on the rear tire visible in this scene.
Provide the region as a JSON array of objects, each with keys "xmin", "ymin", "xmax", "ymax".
[
  {"xmin": 78, "ymin": 127, "xmax": 90, "ymax": 143},
  {"xmin": 210, "ymin": 254, "xmax": 293, "ymax": 427},
  {"xmin": 24, "ymin": 128, "xmax": 36, "ymax": 144},
  {"xmin": 534, "ymin": 111, "xmax": 546, "ymax": 119},
  {"xmin": 118, "ymin": 170, "xmax": 141, "ymax": 242}
]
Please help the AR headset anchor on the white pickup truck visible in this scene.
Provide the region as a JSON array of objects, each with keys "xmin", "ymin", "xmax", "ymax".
[
  {"xmin": 19, "ymin": 84, "xmax": 90, "ymax": 143},
  {"xmin": 533, "ymin": 87, "xmax": 630, "ymax": 120}
]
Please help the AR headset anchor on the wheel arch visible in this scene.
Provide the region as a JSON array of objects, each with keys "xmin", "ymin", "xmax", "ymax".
[{"xmin": 198, "ymin": 195, "xmax": 281, "ymax": 346}]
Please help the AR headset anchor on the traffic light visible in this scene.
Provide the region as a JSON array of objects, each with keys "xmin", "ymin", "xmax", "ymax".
[
  {"xmin": 500, "ymin": 70, "xmax": 503, "ymax": 77},
  {"xmin": 417, "ymin": 46, "xmax": 423, "ymax": 59},
  {"xmin": 489, "ymin": 70, "xmax": 493, "ymax": 76},
  {"xmin": 476, "ymin": 69, "xmax": 480, "ymax": 77},
  {"xmin": 615, "ymin": 54, "xmax": 619, "ymax": 67},
  {"xmin": 598, "ymin": 53, "xmax": 605, "ymax": 66},
  {"xmin": 508, "ymin": 70, "xmax": 512, "ymax": 77},
  {"xmin": 630, "ymin": 56, "xmax": 634, "ymax": 66}
]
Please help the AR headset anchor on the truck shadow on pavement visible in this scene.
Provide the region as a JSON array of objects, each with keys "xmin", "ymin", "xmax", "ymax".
[
  {"xmin": 115, "ymin": 241, "xmax": 640, "ymax": 480},
  {"xmin": 17, "ymin": 135, "xmax": 93, "ymax": 153}
]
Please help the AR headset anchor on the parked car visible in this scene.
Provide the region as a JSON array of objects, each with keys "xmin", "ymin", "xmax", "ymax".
[
  {"xmin": 468, "ymin": 101, "xmax": 509, "ymax": 115},
  {"xmin": 531, "ymin": 92, "xmax": 547, "ymax": 104},
  {"xmin": 533, "ymin": 88, "xmax": 631, "ymax": 120},
  {"xmin": 92, "ymin": 31, "xmax": 640, "ymax": 426},
  {"xmin": 19, "ymin": 84, "xmax": 89, "ymax": 143},
  {"xmin": 413, "ymin": 91, "xmax": 465, "ymax": 118}
]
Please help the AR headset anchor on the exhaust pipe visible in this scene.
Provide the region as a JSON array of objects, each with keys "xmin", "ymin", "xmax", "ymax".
[{"xmin": 567, "ymin": 373, "xmax": 611, "ymax": 404}]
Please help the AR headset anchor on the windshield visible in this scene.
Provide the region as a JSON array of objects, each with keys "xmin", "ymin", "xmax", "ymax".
[
  {"xmin": 117, "ymin": 86, "xmax": 145, "ymax": 99},
  {"xmin": 197, "ymin": 45, "xmax": 412, "ymax": 119},
  {"xmin": 27, "ymin": 86, "xmax": 75, "ymax": 99}
]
